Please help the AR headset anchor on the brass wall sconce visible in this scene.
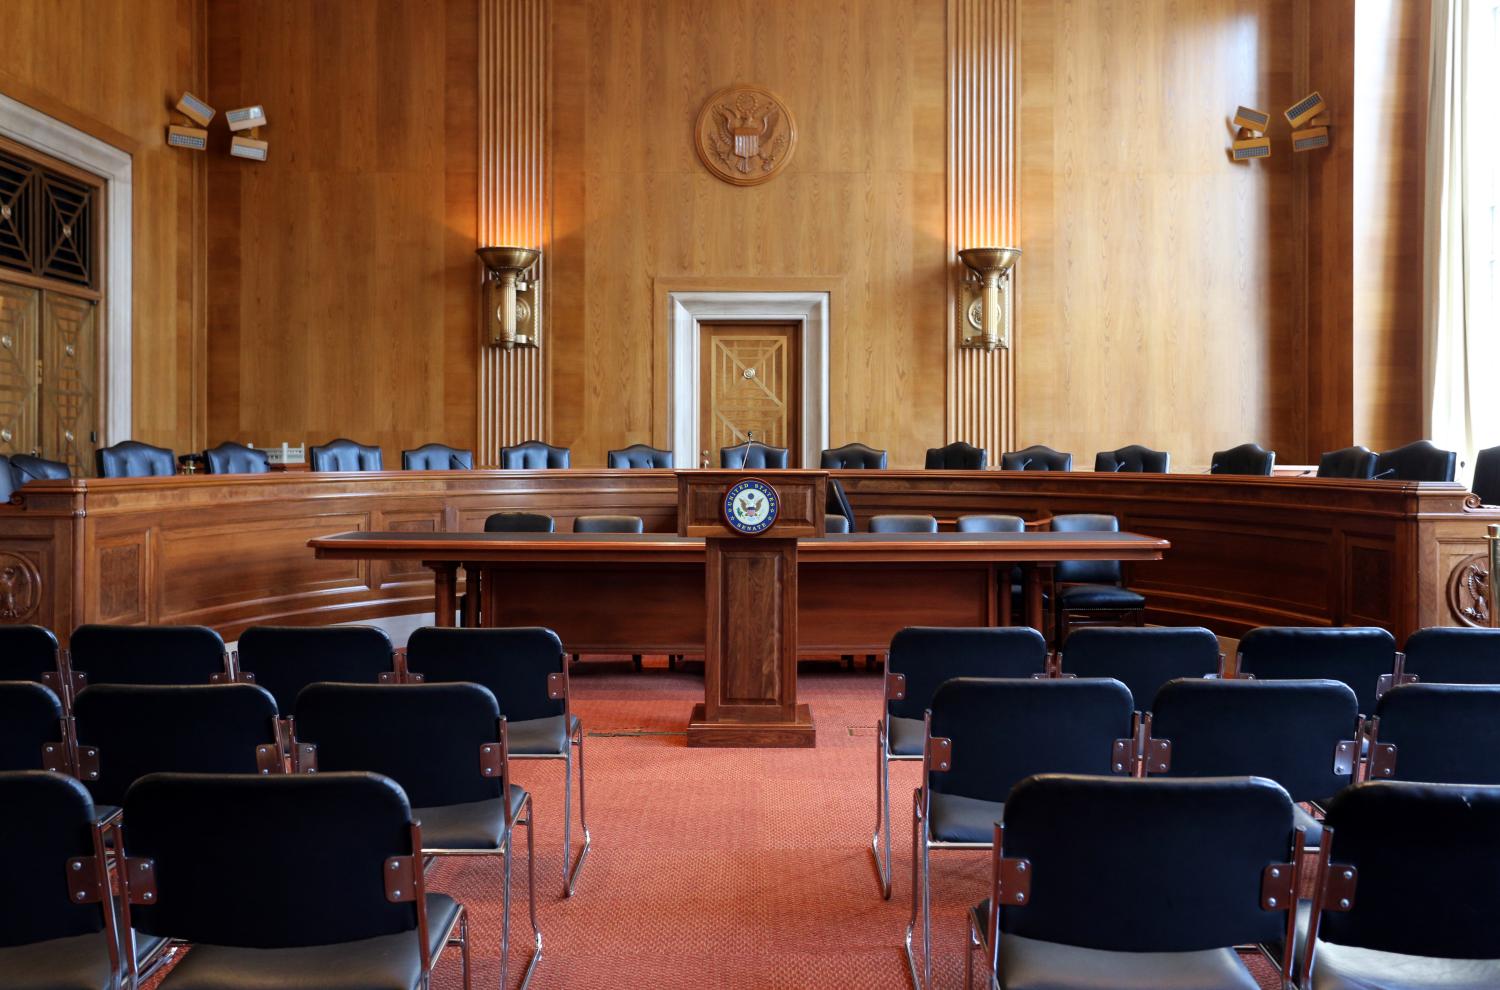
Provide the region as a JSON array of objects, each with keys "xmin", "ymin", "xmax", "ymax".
[
  {"xmin": 476, "ymin": 246, "xmax": 540, "ymax": 349},
  {"xmin": 957, "ymin": 247, "xmax": 1021, "ymax": 351}
]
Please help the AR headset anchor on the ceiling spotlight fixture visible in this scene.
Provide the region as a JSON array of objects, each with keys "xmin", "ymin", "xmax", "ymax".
[
  {"xmin": 167, "ymin": 92, "xmax": 214, "ymax": 151},
  {"xmin": 1284, "ymin": 91, "xmax": 1325, "ymax": 129},
  {"xmin": 1229, "ymin": 105, "xmax": 1271, "ymax": 161},
  {"xmin": 175, "ymin": 93, "xmax": 215, "ymax": 127},
  {"xmin": 1232, "ymin": 106, "xmax": 1270, "ymax": 132},
  {"xmin": 230, "ymin": 136, "xmax": 269, "ymax": 161},
  {"xmin": 226, "ymin": 105, "xmax": 267, "ymax": 131},
  {"xmin": 226, "ymin": 105, "xmax": 269, "ymax": 163}
]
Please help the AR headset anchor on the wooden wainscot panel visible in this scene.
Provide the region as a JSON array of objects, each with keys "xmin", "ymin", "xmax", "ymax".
[
  {"xmin": 94, "ymin": 536, "xmax": 148, "ymax": 625},
  {"xmin": 798, "ymin": 564, "xmax": 994, "ymax": 653},
  {"xmin": 1342, "ymin": 536, "xmax": 1396, "ymax": 627},
  {"xmin": 378, "ymin": 512, "xmax": 445, "ymax": 585}
]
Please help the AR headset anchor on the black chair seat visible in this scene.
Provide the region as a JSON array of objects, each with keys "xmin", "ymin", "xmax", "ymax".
[
  {"xmin": 507, "ymin": 714, "xmax": 581, "ymax": 756},
  {"xmin": 1057, "ymin": 584, "xmax": 1145, "ymax": 609},
  {"xmin": 157, "ymin": 893, "xmax": 461, "ymax": 990},
  {"xmin": 0, "ymin": 931, "xmax": 116, "ymax": 990},
  {"xmin": 413, "ymin": 791, "xmax": 528, "ymax": 850},
  {"xmin": 929, "ymin": 791, "xmax": 1003, "ymax": 844},
  {"xmin": 987, "ymin": 928, "xmax": 1261, "ymax": 990},
  {"xmin": 1309, "ymin": 941, "xmax": 1500, "ymax": 990},
  {"xmin": 888, "ymin": 715, "xmax": 924, "ymax": 757},
  {"xmin": 1294, "ymin": 803, "xmax": 1324, "ymax": 846}
]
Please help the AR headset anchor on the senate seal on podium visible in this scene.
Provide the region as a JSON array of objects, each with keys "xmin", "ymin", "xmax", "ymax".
[{"xmin": 723, "ymin": 478, "xmax": 780, "ymax": 535}]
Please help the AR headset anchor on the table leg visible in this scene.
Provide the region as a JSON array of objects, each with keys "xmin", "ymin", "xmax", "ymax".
[
  {"xmin": 999, "ymin": 566, "xmax": 1013, "ymax": 627},
  {"xmin": 430, "ymin": 562, "xmax": 457, "ymax": 627},
  {"xmin": 1024, "ymin": 564, "xmax": 1044, "ymax": 633}
]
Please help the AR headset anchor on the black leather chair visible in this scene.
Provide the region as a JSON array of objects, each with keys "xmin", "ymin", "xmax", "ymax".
[
  {"xmin": 956, "ymin": 514, "xmax": 1024, "ymax": 534},
  {"xmin": 1056, "ymin": 626, "xmax": 1221, "ymax": 712},
  {"xmin": 0, "ymin": 623, "xmax": 63, "ymax": 690},
  {"xmin": 1094, "ymin": 444, "xmax": 1170, "ymax": 472},
  {"xmin": 116, "ymin": 771, "xmax": 471, "ymax": 990},
  {"xmin": 401, "ymin": 443, "xmax": 474, "ymax": 470},
  {"xmin": 1317, "ymin": 445, "xmax": 1378, "ymax": 479},
  {"xmin": 1300, "ymin": 781, "xmax": 1500, "ymax": 989},
  {"xmin": 201, "ymin": 441, "xmax": 269, "ymax": 474},
  {"xmin": 69, "ymin": 624, "xmax": 233, "ymax": 688},
  {"xmin": 309, "ymin": 438, "xmax": 383, "ymax": 471},
  {"xmin": 1001, "ymin": 444, "xmax": 1072, "ymax": 472},
  {"xmin": 10, "ymin": 453, "xmax": 70, "ymax": 484},
  {"xmin": 293, "ymin": 683, "xmax": 538, "ymax": 985},
  {"xmin": 1374, "ymin": 440, "xmax": 1457, "ymax": 482},
  {"xmin": 869, "ymin": 514, "xmax": 938, "ymax": 534},
  {"xmin": 820, "ymin": 443, "xmax": 887, "ymax": 469},
  {"xmin": 574, "ymin": 515, "xmax": 644, "ymax": 534},
  {"xmin": 1365, "ymin": 683, "xmax": 1500, "ymax": 784},
  {"xmin": 827, "ymin": 477, "xmax": 856, "ymax": 532},
  {"xmin": 872, "ymin": 627, "xmax": 1047, "ymax": 900},
  {"xmin": 1472, "ymin": 446, "xmax": 1500, "ymax": 505},
  {"xmin": 500, "ymin": 440, "xmax": 570, "ymax": 469},
  {"xmin": 607, "ymin": 444, "xmax": 674, "ymax": 468},
  {"xmin": 405, "ymin": 626, "xmax": 589, "ymax": 898},
  {"xmin": 1049, "ymin": 513, "xmax": 1146, "ymax": 643},
  {"xmin": 1210, "ymin": 442, "xmax": 1276, "ymax": 475},
  {"xmin": 1236, "ymin": 626, "xmax": 1398, "ymax": 716},
  {"xmin": 906, "ymin": 677, "xmax": 1134, "ymax": 989},
  {"xmin": 969, "ymin": 775, "xmax": 1300, "ymax": 990},
  {"xmin": 925, "ymin": 441, "xmax": 987, "ymax": 470},
  {"xmin": 825, "ymin": 513, "xmax": 850, "ymax": 533},
  {"xmin": 484, "ymin": 511, "xmax": 556, "ymax": 533},
  {"xmin": 234, "ymin": 625, "xmax": 399, "ymax": 717},
  {"xmin": 1401, "ymin": 627, "xmax": 1500, "ymax": 685},
  {"xmin": 96, "ymin": 441, "xmax": 175, "ymax": 479},
  {"xmin": 720, "ymin": 441, "xmax": 788, "ymax": 469},
  {"xmin": 0, "ymin": 681, "xmax": 68, "ymax": 772},
  {"xmin": 0, "ymin": 454, "xmax": 13, "ymax": 501}
]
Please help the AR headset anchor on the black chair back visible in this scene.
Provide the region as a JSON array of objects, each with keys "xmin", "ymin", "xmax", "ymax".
[
  {"xmin": 1001, "ymin": 444, "xmax": 1072, "ymax": 471},
  {"xmin": 1374, "ymin": 440, "xmax": 1457, "ymax": 482},
  {"xmin": 1148, "ymin": 678, "xmax": 1359, "ymax": 802},
  {"xmin": 72, "ymin": 683, "xmax": 281, "ymax": 806},
  {"xmin": 1059, "ymin": 626, "xmax": 1220, "ymax": 711},
  {"xmin": 405, "ymin": 626, "xmax": 565, "ymax": 724},
  {"xmin": 720, "ymin": 441, "xmax": 788, "ymax": 469},
  {"xmin": 886, "ymin": 626, "xmax": 1048, "ymax": 721},
  {"xmin": 956, "ymin": 514, "xmax": 1024, "ymax": 533},
  {"xmin": 0, "ymin": 454, "xmax": 13, "ymax": 501},
  {"xmin": 868, "ymin": 514, "xmax": 937, "ymax": 534},
  {"xmin": 0, "ymin": 681, "xmax": 65, "ymax": 771},
  {"xmin": 1210, "ymin": 442, "xmax": 1276, "ymax": 475},
  {"xmin": 401, "ymin": 443, "xmax": 474, "ymax": 470},
  {"xmin": 1316, "ymin": 445, "xmax": 1378, "ymax": 479},
  {"xmin": 998, "ymin": 774, "xmax": 1295, "ymax": 952},
  {"xmin": 1473, "ymin": 445, "xmax": 1500, "ymax": 506},
  {"xmin": 0, "ymin": 771, "xmax": 105, "ymax": 948},
  {"xmin": 924, "ymin": 442, "xmax": 987, "ymax": 470},
  {"xmin": 10, "ymin": 454, "xmax": 71, "ymax": 484},
  {"xmin": 1401, "ymin": 627, "xmax": 1500, "ymax": 684},
  {"xmin": 1050, "ymin": 513, "xmax": 1121, "ymax": 584},
  {"xmin": 1094, "ymin": 445, "xmax": 1170, "ymax": 472},
  {"xmin": 1237, "ymin": 626, "xmax": 1396, "ymax": 715},
  {"xmin": 824, "ymin": 514, "xmax": 850, "ymax": 533},
  {"xmin": 96, "ymin": 441, "xmax": 175, "ymax": 478},
  {"xmin": 500, "ymin": 440, "xmax": 570, "ymax": 469},
  {"xmin": 927, "ymin": 678, "xmax": 1133, "ymax": 804},
  {"xmin": 608, "ymin": 444, "xmax": 674, "ymax": 468},
  {"xmin": 202, "ymin": 441, "xmax": 270, "ymax": 474},
  {"xmin": 69, "ymin": 624, "xmax": 229, "ymax": 687},
  {"xmin": 826, "ymin": 476, "xmax": 856, "ymax": 532},
  {"xmin": 294, "ymin": 682, "xmax": 503, "ymax": 808},
  {"xmin": 1371, "ymin": 683, "xmax": 1500, "ymax": 784},
  {"xmin": 309, "ymin": 438, "xmax": 383, "ymax": 471},
  {"xmin": 0, "ymin": 624, "xmax": 60, "ymax": 683},
  {"xmin": 235, "ymin": 625, "xmax": 397, "ymax": 715},
  {"xmin": 484, "ymin": 511, "xmax": 555, "ymax": 533},
  {"xmin": 820, "ymin": 443, "xmax": 887, "ymax": 469},
  {"xmin": 574, "ymin": 515, "xmax": 644, "ymax": 534},
  {"xmin": 121, "ymin": 771, "xmax": 421, "ymax": 948}
]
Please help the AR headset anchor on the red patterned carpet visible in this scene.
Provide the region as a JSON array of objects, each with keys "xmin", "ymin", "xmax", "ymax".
[{"xmin": 145, "ymin": 661, "xmax": 1286, "ymax": 989}]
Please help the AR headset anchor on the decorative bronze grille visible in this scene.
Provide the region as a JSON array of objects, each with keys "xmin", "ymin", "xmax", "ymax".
[{"xmin": 0, "ymin": 148, "xmax": 97, "ymax": 289}]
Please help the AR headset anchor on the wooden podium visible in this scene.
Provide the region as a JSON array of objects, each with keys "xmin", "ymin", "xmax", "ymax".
[{"xmin": 678, "ymin": 470, "xmax": 827, "ymax": 747}]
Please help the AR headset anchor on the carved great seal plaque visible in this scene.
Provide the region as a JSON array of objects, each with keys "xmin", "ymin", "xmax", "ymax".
[{"xmin": 694, "ymin": 84, "xmax": 797, "ymax": 186}]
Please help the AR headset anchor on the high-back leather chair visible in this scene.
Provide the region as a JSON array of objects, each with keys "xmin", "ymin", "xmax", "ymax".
[
  {"xmin": 1472, "ymin": 446, "xmax": 1500, "ymax": 506},
  {"xmin": 1374, "ymin": 440, "xmax": 1457, "ymax": 482},
  {"xmin": 500, "ymin": 440, "xmax": 570, "ymax": 469},
  {"xmin": 1001, "ymin": 444, "xmax": 1072, "ymax": 471},
  {"xmin": 827, "ymin": 477, "xmax": 856, "ymax": 532},
  {"xmin": 309, "ymin": 438, "xmax": 383, "ymax": 471},
  {"xmin": 607, "ymin": 444, "xmax": 673, "ymax": 468},
  {"xmin": 484, "ymin": 511, "xmax": 555, "ymax": 532},
  {"xmin": 202, "ymin": 441, "xmax": 269, "ymax": 475},
  {"xmin": 820, "ymin": 443, "xmax": 887, "ymax": 469},
  {"xmin": 868, "ymin": 514, "xmax": 938, "ymax": 534},
  {"xmin": 401, "ymin": 443, "xmax": 473, "ymax": 470},
  {"xmin": 1050, "ymin": 513, "xmax": 1146, "ymax": 642},
  {"xmin": 924, "ymin": 441, "xmax": 987, "ymax": 470},
  {"xmin": 1095, "ymin": 444, "xmax": 1170, "ymax": 472},
  {"xmin": 1210, "ymin": 442, "xmax": 1275, "ymax": 475},
  {"xmin": 1317, "ymin": 445, "xmax": 1378, "ymax": 479},
  {"xmin": 720, "ymin": 441, "xmax": 788, "ymax": 469},
  {"xmin": 574, "ymin": 515, "xmax": 644, "ymax": 534},
  {"xmin": 96, "ymin": 441, "xmax": 175, "ymax": 478},
  {"xmin": 9, "ymin": 454, "xmax": 69, "ymax": 485}
]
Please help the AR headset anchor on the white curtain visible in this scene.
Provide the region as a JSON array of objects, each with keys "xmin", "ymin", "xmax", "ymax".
[{"xmin": 1425, "ymin": 0, "xmax": 1500, "ymax": 478}]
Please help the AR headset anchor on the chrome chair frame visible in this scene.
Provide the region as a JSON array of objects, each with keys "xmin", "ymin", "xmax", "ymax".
[
  {"xmin": 871, "ymin": 668, "xmax": 918, "ymax": 900},
  {"xmin": 508, "ymin": 670, "xmax": 592, "ymax": 898}
]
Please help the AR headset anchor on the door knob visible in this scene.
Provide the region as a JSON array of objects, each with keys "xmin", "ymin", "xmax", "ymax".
[
  {"xmin": 64, "ymin": 430, "xmax": 75, "ymax": 442},
  {"xmin": 0, "ymin": 429, "xmax": 10, "ymax": 443}
]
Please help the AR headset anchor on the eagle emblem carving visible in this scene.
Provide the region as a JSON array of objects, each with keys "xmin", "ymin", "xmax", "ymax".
[{"xmin": 694, "ymin": 85, "xmax": 797, "ymax": 187}]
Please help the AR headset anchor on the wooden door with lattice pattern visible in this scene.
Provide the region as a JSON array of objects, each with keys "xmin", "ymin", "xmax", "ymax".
[
  {"xmin": 40, "ymin": 291, "xmax": 96, "ymax": 475},
  {"xmin": 0, "ymin": 283, "xmax": 38, "ymax": 457},
  {"xmin": 699, "ymin": 322, "xmax": 800, "ymax": 467}
]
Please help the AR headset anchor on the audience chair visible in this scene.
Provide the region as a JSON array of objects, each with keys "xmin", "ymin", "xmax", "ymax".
[
  {"xmin": 1144, "ymin": 678, "xmax": 1360, "ymax": 846},
  {"xmin": 309, "ymin": 438, "xmax": 383, "ymax": 471},
  {"xmin": 69, "ymin": 624, "xmax": 232, "ymax": 688},
  {"xmin": 1236, "ymin": 626, "xmax": 1397, "ymax": 717},
  {"xmin": 1317, "ymin": 445, "xmax": 1379, "ymax": 479},
  {"xmin": 820, "ymin": 442, "xmax": 888, "ymax": 469},
  {"xmin": 201, "ymin": 441, "xmax": 269, "ymax": 474},
  {"xmin": 401, "ymin": 443, "xmax": 474, "ymax": 470},
  {"xmin": 872, "ymin": 627, "xmax": 1048, "ymax": 900},
  {"xmin": 1094, "ymin": 444, "xmax": 1170, "ymax": 472},
  {"xmin": 0, "ymin": 623, "xmax": 63, "ymax": 690},
  {"xmin": 1048, "ymin": 513, "xmax": 1145, "ymax": 643},
  {"xmin": 827, "ymin": 476, "xmax": 857, "ymax": 532},
  {"xmin": 1055, "ymin": 626, "xmax": 1221, "ymax": 712},
  {"xmin": 1472, "ymin": 445, "xmax": 1500, "ymax": 505},
  {"xmin": 501, "ymin": 440, "xmax": 570, "ymax": 469},
  {"xmin": 1000, "ymin": 444, "xmax": 1072, "ymax": 472},
  {"xmin": 1365, "ymin": 683, "xmax": 1500, "ymax": 784},
  {"xmin": 1374, "ymin": 440, "xmax": 1457, "ymax": 482},
  {"xmin": 869, "ymin": 514, "xmax": 939, "ymax": 534},
  {"xmin": 10, "ymin": 453, "xmax": 71, "ymax": 484},
  {"xmin": 1210, "ymin": 442, "xmax": 1276, "ymax": 475},
  {"xmin": 96, "ymin": 441, "xmax": 175, "ymax": 478},
  {"xmin": 968, "ymin": 774, "xmax": 1301, "ymax": 990},
  {"xmin": 116, "ymin": 771, "xmax": 471, "ymax": 990},
  {"xmin": 1401, "ymin": 626, "xmax": 1500, "ymax": 684},
  {"xmin": 906, "ymin": 677, "xmax": 1134, "ymax": 990},
  {"xmin": 485, "ymin": 511, "xmax": 556, "ymax": 533},
  {"xmin": 607, "ymin": 443, "xmax": 674, "ymax": 468},
  {"xmin": 574, "ymin": 515, "xmax": 644, "ymax": 534},
  {"xmin": 406, "ymin": 626, "xmax": 589, "ymax": 897},
  {"xmin": 925, "ymin": 441, "xmax": 988, "ymax": 470},
  {"xmin": 234, "ymin": 624, "xmax": 399, "ymax": 717},
  {"xmin": 292, "ymin": 683, "xmax": 538, "ymax": 986},
  {"xmin": 0, "ymin": 681, "xmax": 69, "ymax": 772},
  {"xmin": 1300, "ymin": 780, "xmax": 1500, "ymax": 989},
  {"xmin": 720, "ymin": 440, "xmax": 788, "ymax": 469}
]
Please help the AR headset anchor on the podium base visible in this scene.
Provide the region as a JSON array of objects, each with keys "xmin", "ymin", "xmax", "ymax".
[{"xmin": 686, "ymin": 703, "xmax": 816, "ymax": 748}]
